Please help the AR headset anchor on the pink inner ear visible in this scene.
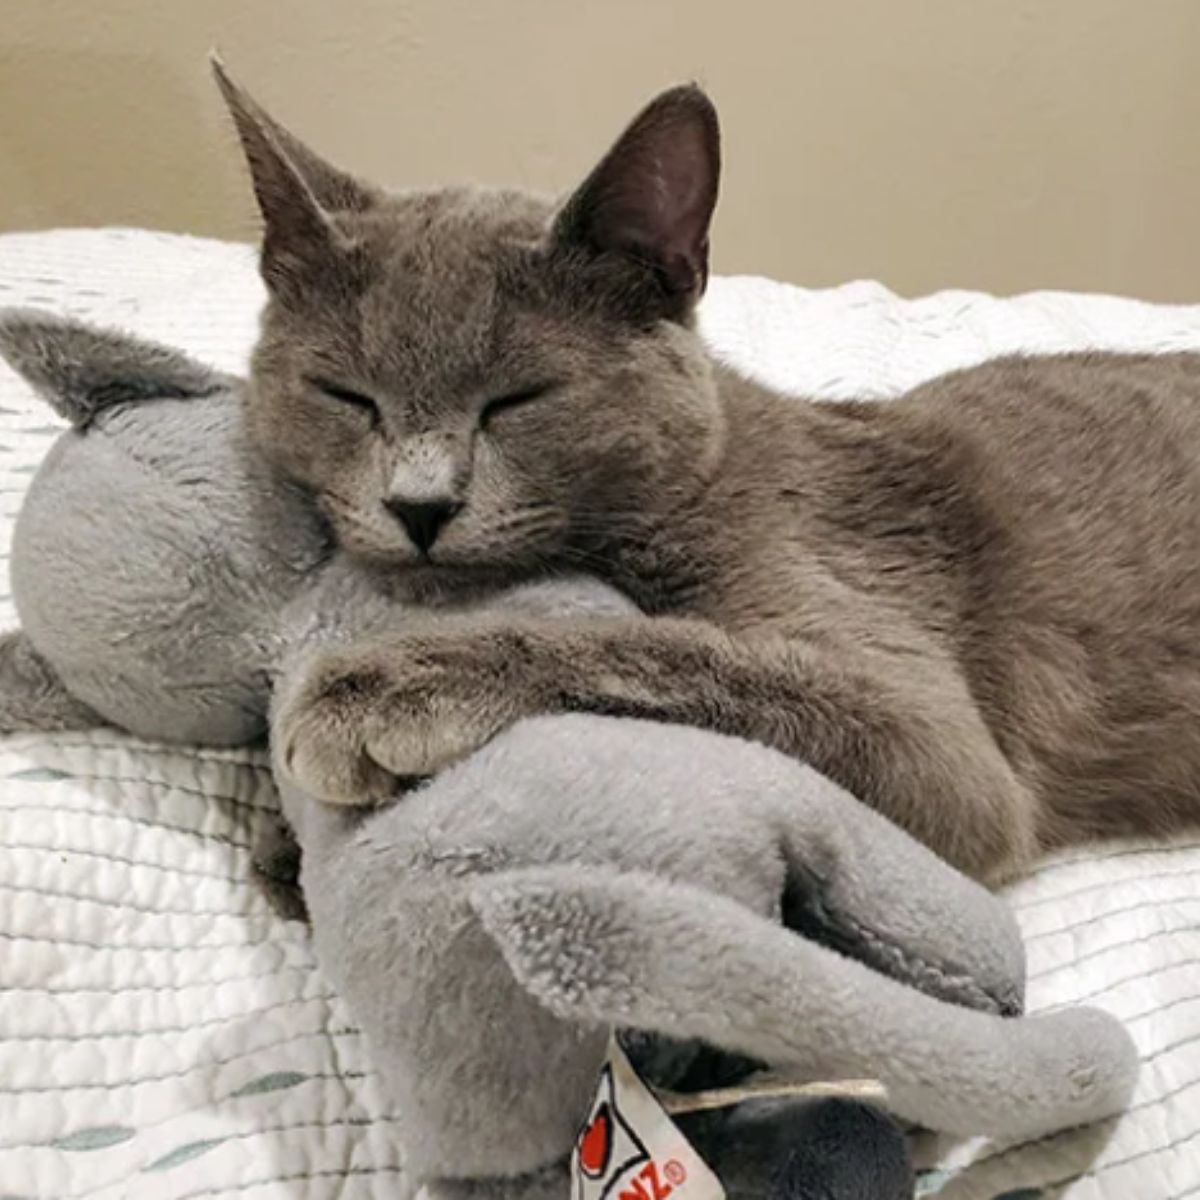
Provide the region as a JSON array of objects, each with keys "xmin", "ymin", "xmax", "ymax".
[
  {"xmin": 581, "ymin": 90, "xmax": 720, "ymax": 294},
  {"xmin": 662, "ymin": 135, "xmax": 719, "ymax": 255},
  {"xmin": 609, "ymin": 131, "xmax": 710, "ymax": 262}
]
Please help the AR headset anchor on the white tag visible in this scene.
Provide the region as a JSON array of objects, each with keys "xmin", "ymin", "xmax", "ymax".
[{"xmin": 571, "ymin": 1037, "xmax": 725, "ymax": 1200}]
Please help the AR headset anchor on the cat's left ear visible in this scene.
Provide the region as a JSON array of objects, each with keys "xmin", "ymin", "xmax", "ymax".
[{"xmin": 552, "ymin": 84, "xmax": 721, "ymax": 324}]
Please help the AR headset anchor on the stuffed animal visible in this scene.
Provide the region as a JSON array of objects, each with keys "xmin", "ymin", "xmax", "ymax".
[
  {"xmin": 273, "ymin": 576, "xmax": 1137, "ymax": 1200},
  {"xmin": 0, "ymin": 312, "xmax": 1139, "ymax": 1200}
]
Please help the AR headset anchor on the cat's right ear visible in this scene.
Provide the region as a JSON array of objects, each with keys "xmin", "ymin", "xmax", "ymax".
[
  {"xmin": 551, "ymin": 84, "xmax": 721, "ymax": 325},
  {"xmin": 210, "ymin": 56, "xmax": 377, "ymax": 302}
]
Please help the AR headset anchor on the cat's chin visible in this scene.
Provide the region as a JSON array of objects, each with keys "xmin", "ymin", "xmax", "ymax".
[{"xmin": 349, "ymin": 552, "xmax": 542, "ymax": 605}]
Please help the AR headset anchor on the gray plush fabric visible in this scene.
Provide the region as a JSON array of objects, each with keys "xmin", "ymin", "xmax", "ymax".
[
  {"xmin": 278, "ymin": 702, "xmax": 1135, "ymax": 1197},
  {"xmin": 0, "ymin": 310, "xmax": 1139, "ymax": 1198},
  {"xmin": 0, "ymin": 309, "xmax": 329, "ymax": 743}
]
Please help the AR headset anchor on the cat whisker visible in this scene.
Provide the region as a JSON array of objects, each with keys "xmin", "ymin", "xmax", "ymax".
[{"xmin": 553, "ymin": 546, "xmax": 623, "ymax": 573}]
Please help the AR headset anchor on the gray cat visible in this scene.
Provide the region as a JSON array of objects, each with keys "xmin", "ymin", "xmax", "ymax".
[
  {"xmin": 214, "ymin": 61, "xmax": 1200, "ymax": 882},
  {"xmin": 0, "ymin": 315, "xmax": 1139, "ymax": 1200}
]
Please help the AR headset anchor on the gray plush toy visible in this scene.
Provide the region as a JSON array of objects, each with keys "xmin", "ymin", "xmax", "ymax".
[
  {"xmin": 0, "ymin": 312, "xmax": 1139, "ymax": 1200},
  {"xmin": 0, "ymin": 311, "xmax": 328, "ymax": 743},
  {"xmin": 274, "ymin": 594, "xmax": 1136, "ymax": 1199}
]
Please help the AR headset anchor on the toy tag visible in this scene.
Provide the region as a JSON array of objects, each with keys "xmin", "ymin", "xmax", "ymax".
[{"xmin": 571, "ymin": 1036, "xmax": 725, "ymax": 1200}]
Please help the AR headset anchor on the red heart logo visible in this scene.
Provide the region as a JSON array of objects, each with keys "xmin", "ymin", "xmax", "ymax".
[{"xmin": 578, "ymin": 1104, "xmax": 612, "ymax": 1178}]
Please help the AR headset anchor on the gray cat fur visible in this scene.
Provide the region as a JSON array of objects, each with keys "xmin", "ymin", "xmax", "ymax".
[{"xmin": 0, "ymin": 312, "xmax": 1138, "ymax": 1191}]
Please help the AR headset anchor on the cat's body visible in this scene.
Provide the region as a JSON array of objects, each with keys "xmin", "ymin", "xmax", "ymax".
[
  {"xmin": 215, "ymin": 63, "xmax": 1200, "ymax": 880},
  {"xmin": 599, "ymin": 352, "xmax": 1200, "ymax": 872}
]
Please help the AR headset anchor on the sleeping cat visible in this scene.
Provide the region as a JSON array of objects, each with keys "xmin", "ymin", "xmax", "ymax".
[{"xmin": 215, "ymin": 61, "xmax": 1200, "ymax": 882}]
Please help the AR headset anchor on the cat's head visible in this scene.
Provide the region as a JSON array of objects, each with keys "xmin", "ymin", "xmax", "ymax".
[{"xmin": 214, "ymin": 60, "xmax": 726, "ymax": 582}]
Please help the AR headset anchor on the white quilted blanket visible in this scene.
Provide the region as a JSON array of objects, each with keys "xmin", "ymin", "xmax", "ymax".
[{"xmin": 1, "ymin": 229, "xmax": 1199, "ymax": 1200}]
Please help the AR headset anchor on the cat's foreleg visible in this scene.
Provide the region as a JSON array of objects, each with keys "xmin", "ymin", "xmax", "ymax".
[{"xmin": 271, "ymin": 618, "xmax": 1037, "ymax": 881}]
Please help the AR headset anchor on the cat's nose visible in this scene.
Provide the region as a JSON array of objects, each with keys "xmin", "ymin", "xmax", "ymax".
[{"xmin": 383, "ymin": 496, "xmax": 462, "ymax": 554}]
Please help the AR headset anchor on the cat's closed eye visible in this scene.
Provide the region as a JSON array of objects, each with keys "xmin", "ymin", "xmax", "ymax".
[
  {"xmin": 479, "ymin": 384, "xmax": 555, "ymax": 430},
  {"xmin": 305, "ymin": 376, "xmax": 381, "ymax": 426}
]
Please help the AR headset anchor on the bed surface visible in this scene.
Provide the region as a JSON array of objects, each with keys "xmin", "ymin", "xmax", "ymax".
[{"xmin": 1, "ymin": 228, "xmax": 1198, "ymax": 1200}]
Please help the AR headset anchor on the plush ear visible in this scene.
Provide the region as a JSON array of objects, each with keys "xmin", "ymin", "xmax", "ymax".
[
  {"xmin": 552, "ymin": 84, "xmax": 720, "ymax": 323},
  {"xmin": 0, "ymin": 309, "xmax": 229, "ymax": 427},
  {"xmin": 471, "ymin": 865, "xmax": 1138, "ymax": 1141},
  {"xmin": 210, "ymin": 56, "xmax": 377, "ymax": 301}
]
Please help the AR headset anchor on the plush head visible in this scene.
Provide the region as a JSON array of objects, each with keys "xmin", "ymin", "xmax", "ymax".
[
  {"xmin": 0, "ymin": 310, "xmax": 329, "ymax": 743},
  {"xmin": 212, "ymin": 60, "xmax": 725, "ymax": 585}
]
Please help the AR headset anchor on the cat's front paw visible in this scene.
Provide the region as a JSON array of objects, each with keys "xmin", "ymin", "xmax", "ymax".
[
  {"xmin": 273, "ymin": 652, "xmax": 402, "ymax": 806},
  {"xmin": 273, "ymin": 634, "xmax": 529, "ymax": 806}
]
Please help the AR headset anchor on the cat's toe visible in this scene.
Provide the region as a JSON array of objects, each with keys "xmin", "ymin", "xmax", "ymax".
[
  {"xmin": 288, "ymin": 732, "xmax": 396, "ymax": 806},
  {"xmin": 276, "ymin": 701, "xmax": 396, "ymax": 807},
  {"xmin": 365, "ymin": 700, "xmax": 490, "ymax": 777}
]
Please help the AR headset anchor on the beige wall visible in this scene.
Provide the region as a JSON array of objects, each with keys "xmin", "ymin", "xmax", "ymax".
[{"xmin": 4, "ymin": 0, "xmax": 1200, "ymax": 301}]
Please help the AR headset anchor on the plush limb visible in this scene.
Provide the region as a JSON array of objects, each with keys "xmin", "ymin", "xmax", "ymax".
[
  {"xmin": 470, "ymin": 864, "xmax": 1138, "ymax": 1141},
  {"xmin": 0, "ymin": 631, "xmax": 101, "ymax": 734},
  {"xmin": 0, "ymin": 309, "xmax": 231, "ymax": 428},
  {"xmin": 768, "ymin": 766, "xmax": 1025, "ymax": 1015},
  {"xmin": 272, "ymin": 615, "xmax": 1037, "ymax": 879}
]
